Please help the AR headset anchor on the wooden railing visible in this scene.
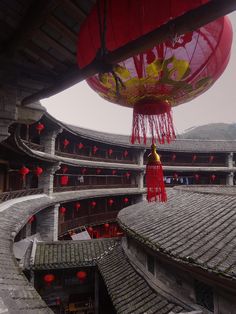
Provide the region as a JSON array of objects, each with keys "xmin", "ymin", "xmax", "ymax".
[
  {"xmin": 55, "ymin": 150, "xmax": 136, "ymax": 164},
  {"xmin": 54, "ymin": 184, "xmax": 138, "ymax": 193},
  {"xmin": 0, "ymin": 188, "xmax": 44, "ymax": 203},
  {"xmin": 59, "ymin": 211, "xmax": 118, "ymax": 235},
  {"xmin": 162, "ymin": 161, "xmax": 227, "ymax": 167},
  {"xmin": 22, "ymin": 140, "xmax": 45, "ymax": 152}
]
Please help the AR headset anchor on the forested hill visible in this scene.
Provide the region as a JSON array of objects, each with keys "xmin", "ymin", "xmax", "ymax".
[{"xmin": 179, "ymin": 123, "xmax": 236, "ymax": 140}]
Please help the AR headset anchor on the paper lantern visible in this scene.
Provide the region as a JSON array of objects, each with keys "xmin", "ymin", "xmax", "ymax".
[
  {"xmin": 35, "ymin": 166, "xmax": 43, "ymax": 177},
  {"xmin": 81, "ymin": 168, "xmax": 87, "ymax": 175},
  {"xmin": 78, "ymin": 1, "xmax": 232, "ymax": 144},
  {"xmin": 76, "ymin": 271, "xmax": 87, "ymax": 283},
  {"xmin": 125, "ymin": 172, "xmax": 131, "ymax": 179},
  {"xmin": 108, "ymin": 199, "xmax": 114, "ymax": 206},
  {"xmin": 63, "ymin": 139, "xmax": 70, "ymax": 148},
  {"xmin": 104, "ymin": 223, "xmax": 110, "ymax": 230},
  {"xmin": 211, "ymin": 174, "xmax": 216, "ymax": 183},
  {"xmin": 78, "ymin": 142, "xmax": 84, "ymax": 149},
  {"xmin": 108, "ymin": 148, "xmax": 113, "ymax": 156},
  {"xmin": 19, "ymin": 166, "xmax": 30, "ymax": 178},
  {"xmin": 123, "ymin": 197, "xmax": 129, "ymax": 204},
  {"xmin": 87, "ymin": 226, "xmax": 93, "ymax": 234},
  {"xmin": 93, "ymin": 146, "xmax": 98, "ymax": 154},
  {"xmin": 36, "ymin": 122, "xmax": 45, "ymax": 135},
  {"xmin": 146, "ymin": 144, "xmax": 167, "ymax": 202},
  {"xmin": 96, "ymin": 168, "xmax": 102, "ymax": 175},
  {"xmin": 60, "ymin": 175, "xmax": 69, "ymax": 186},
  {"xmin": 123, "ymin": 150, "xmax": 129, "ymax": 158},
  {"xmin": 75, "ymin": 202, "xmax": 81, "ymax": 210},
  {"xmin": 60, "ymin": 206, "xmax": 67, "ymax": 215},
  {"xmin": 90, "ymin": 201, "xmax": 96, "ymax": 208},
  {"xmin": 43, "ymin": 274, "xmax": 55, "ymax": 286},
  {"xmin": 172, "ymin": 154, "xmax": 176, "ymax": 162},
  {"xmin": 209, "ymin": 155, "xmax": 214, "ymax": 163},
  {"xmin": 192, "ymin": 154, "xmax": 197, "ymax": 162},
  {"xmin": 112, "ymin": 170, "xmax": 117, "ymax": 175}
]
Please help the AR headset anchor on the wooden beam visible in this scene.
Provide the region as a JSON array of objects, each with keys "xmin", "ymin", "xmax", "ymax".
[
  {"xmin": 22, "ymin": 0, "xmax": 236, "ymax": 105},
  {"xmin": 47, "ymin": 15, "xmax": 78, "ymax": 43},
  {"xmin": 60, "ymin": 0, "xmax": 87, "ymax": 21}
]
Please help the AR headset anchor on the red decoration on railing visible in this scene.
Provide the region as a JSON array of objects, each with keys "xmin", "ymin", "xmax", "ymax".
[
  {"xmin": 192, "ymin": 154, "xmax": 197, "ymax": 162},
  {"xmin": 125, "ymin": 172, "xmax": 131, "ymax": 179},
  {"xmin": 43, "ymin": 274, "xmax": 55, "ymax": 287},
  {"xmin": 60, "ymin": 175, "xmax": 69, "ymax": 186},
  {"xmin": 112, "ymin": 170, "xmax": 117, "ymax": 175},
  {"xmin": 90, "ymin": 201, "xmax": 96, "ymax": 208},
  {"xmin": 123, "ymin": 150, "xmax": 129, "ymax": 158},
  {"xmin": 75, "ymin": 202, "xmax": 81, "ymax": 210},
  {"xmin": 63, "ymin": 139, "xmax": 70, "ymax": 148},
  {"xmin": 96, "ymin": 168, "xmax": 101, "ymax": 175},
  {"xmin": 35, "ymin": 166, "xmax": 43, "ymax": 177},
  {"xmin": 195, "ymin": 174, "xmax": 200, "ymax": 182},
  {"xmin": 19, "ymin": 166, "xmax": 30, "ymax": 178},
  {"xmin": 60, "ymin": 206, "xmax": 67, "ymax": 215},
  {"xmin": 28, "ymin": 215, "xmax": 35, "ymax": 224},
  {"xmin": 108, "ymin": 148, "xmax": 113, "ymax": 156},
  {"xmin": 123, "ymin": 197, "xmax": 129, "ymax": 204},
  {"xmin": 78, "ymin": 142, "xmax": 84, "ymax": 149},
  {"xmin": 209, "ymin": 155, "xmax": 214, "ymax": 163},
  {"xmin": 36, "ymin": 122, "xmax": 45, "ymax": 135},
  {"xmin": 76, "ymin": 271, "xmax": 87, "ymax": 283},
  {"xmin": 172, "ymin": 154, "xmax": 176, "ymax": 161},
  {"xmin": 93, "ymin": 145, "xmax": 98, "ymax": 154},
  {"xmin": 108, "ymin": 199, "xmax": 114, "ymax": 206},
  {"xmin": 81, "ymin": 168, "xmax": 87, "ymax": 175}
]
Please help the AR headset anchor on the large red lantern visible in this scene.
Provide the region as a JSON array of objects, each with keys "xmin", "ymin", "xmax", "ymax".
[
  {"xmin": 146, "ymin": 144, "xmax": 167, "ymax": 202},
  {"xmin": 35, "ymin": 166, "xmax": 43, "ymax": 177},
  {"xmin": 76, "ymin": 271, "xmax": 87, "ymax": 283},
  {"xmin": 19, "ymin": 166, "xmax": 30, "ymax": 178},
  {"xmin": 43, "ymin": 274, "xmax": 55, "ymax": 287},
  {"xmin": 36, "ymin": 122, "xmax": 45, "ymax": 135},
  {"xmin": 77, "ymin": 1, "xmax": 232, "ymax": 144}
]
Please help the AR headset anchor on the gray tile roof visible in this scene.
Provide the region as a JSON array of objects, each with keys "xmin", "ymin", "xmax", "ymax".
[
  {"xmin": 32, "ymin": 238, "xmax": 120, "ymax": 270},
  {"xmin": 97, "ymin": 245, "xmax": 188, "ymax": 314},
  {"xmin": 118, "ymin": 186, "xmax": 236, "ymax": 281}
]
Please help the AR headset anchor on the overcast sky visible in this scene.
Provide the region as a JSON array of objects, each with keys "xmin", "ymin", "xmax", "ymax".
[{"xmin": 42, "ymin": 12, "xmax": 236, "ymax": 135}]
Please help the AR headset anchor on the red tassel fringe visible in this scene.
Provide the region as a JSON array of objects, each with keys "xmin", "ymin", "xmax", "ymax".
[
  {"xmin": 131, "ymin": 101, "xmax": 176, "ymax": 144},
  {"xmin": 146, "ymin": 163, "xmax": 167, "ymax": 202}
]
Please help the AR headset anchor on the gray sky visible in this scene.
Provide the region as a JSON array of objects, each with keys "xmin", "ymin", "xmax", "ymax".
[{"xmin": 42, "ymin": 12, "xmax": 236, "ymax": 135}]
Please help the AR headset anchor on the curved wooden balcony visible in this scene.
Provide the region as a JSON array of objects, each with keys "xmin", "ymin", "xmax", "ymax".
[
  {"xmin": 0, "ymin": 188, "xmax": 44, "ymax": 203},
  {"xmin": 54, "ymin": 184, "xmax": 138, "ymax": 193}
]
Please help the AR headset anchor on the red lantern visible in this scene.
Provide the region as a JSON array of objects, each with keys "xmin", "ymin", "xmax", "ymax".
[
  {"xmin": 96, "ymin": 168, "xmax": 102, "ymax": 175},
  {"xmin": 36, "ymin": 122, "xmax": 45, "ymax": 135},
  {"xmin": 173, "ymin": 173, "xmax": 178, "ymax": 180},
  {"xmin": 90, "ymin": 201, "xmax": 96, "ymax": 208},
  {"xmin": 78, "ymin": 2, "xmax": 232, "ymax": 144},
  {"xmin": 112, "ymin": 170, "xmax": 117, "ymax": 175},
  {"xmin": 81, "ymin": 167, "xmax": 87, "ymax": 175},
  {"xmin": 78, "ymin": 142, "xmax": 84, "ymax": 149},
  {"xmin": 211, "ymin": 174, "xmax": 216, "ymax": 183},
  {"xmin": 195, "ymin": 174, "xmax": 200, "ymax": 182},
  {"xmin": 209, "ymin": 155, "xmax": 214, "ymax": 163},
  {"xmin": 87, "ymin": 226, "xmax": 93, "ymax": 234},
  {"xmin": 60, "ymin": 206, "xmax": 66, "ymax": 215},
  {"xmin": 192, "ymin": 154, "xmax": 197, "ymax": 162},
  {"xmin": 63, "ymin": 139, "xmax": 70, "ymax": 148},
  {"xmin": 43, "ymin": 274, "xmax": 55, "ymax": 287},
  {"xmin": 28, "ymin": 215, "xmax": 35, "ymax": 224},
  {"xmin": 19, "ymin": 166, "xmax": 30, "ymax": 178},
  {"xmin": 75, "ymin": 202, "xmax": 81, "ymax": 210},
  {"xmin": 146, "ymin": 144, "xmax": 167, "ymax": 202},
  {"xmin": 125, "ymin": 172, "xmax": 131, "ymax": 179},
  {"xmin": 35, "ymin": 166, "xmax": 43, "ymax": 177},
  {"xmin": 123, "ymin": 150, "xmax": 129, "ymax": 158},
  {"xmin": 60, "ymin": 175, "xmax": 69, "ymax": 186},
  {"xmin": 76, "ymin": 271, "xmax": 87, "ymax": 283},
  {"xmin": 171, "ymin": 154, "xmax": 176, "ymax": 162},
  {"xmin": 104, "ymin": 223, "xmax": 110, "ymax": 230},
  {"xmin": 93, "ymin": 146, "xmax": 98, "ymax": 154},
  {"xmin": 123, "ymin": 197, "xmax": 129, "ymax": 204},
  {"xmin": 108, "ymin": 199, "xmax": 114, "ymax": 206},
  {"xmin": 108, "ymin": 148, "xmax": 113, "ymax": 156}
]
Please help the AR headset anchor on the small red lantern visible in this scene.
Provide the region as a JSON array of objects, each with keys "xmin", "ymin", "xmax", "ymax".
[
  {"xmin": 211, "ymin": 174, "xmax": 216, "ymax": 183},
  {"xmin": 35, "ymin": 166, "xmax": 43, "ymax": 177},
  {"xmin": 63, "ymin": 139, "xmax": 70, "ymax": 148},
  {"xmin": 60, "ymin": 175, "xmax": 69, "ymax": 186},
  {"xmin": 19, "ymin": 166, "xmax": 30, "ymax": 178},
  {"xmin": 75, "ymin": 202, "xmax": 81, "ymax": 210},
  {"xmin": 93, "ymin": 146, "xmax": 98, "ymax": 154},
  {"xmin": 87, "ymin": 226, "xmax": 93, "ymax": 234},
  {"xmin": 209, "ymin": 155, "xmax": 214, "ymax": 163},
  {"xmin": 125, "ymin": 172, "xmax": 131, "ymax": 179},
  {"xmin": 108, "ymin": 199, "xmax": 114, "ymax": 206},
  {"xmin": 195, "ymin": 174, "xmax": 200, "ymax": 182},
  {"xmin": 36, "ymin": 122, "xmax": 45, "ymax": 135},
  {"xmin": 108, "ymin": 148, "xmax": 113, "ymax": 156},
  {"xmin": 78, "ymin": 142, "xmax": 84, "ymax": 149},
  {"xmin": 60, "ymin": 206, "xmax": 67, "ymax": 215},
  {"xmin": 172, "ymin": 154, "xmax": 176, "ymax": 162},
  {"xmin": 104, "ymin": 223, "xmax": 110, "ymax": 229},
  {"xmin": 112, "ymin": 170, "xmax": 117, "ymax": 175},
  {"xmin": 76, "ymin": 271, "xmax": 87, "ymax": 283},
  {"xmin": 96, "ymin": 168, "xmax": 102, "ymax": 175},
  {"xmin": 62, "ymin": 165, "xmax": 68, "ymax": 174},
  {"xmin": 43, "ymin": 273, "xmax": 55, "ymax": 287},
  {"xmin": 146, "ymin": 144, "xmax": 167, "ymax": 202},
  {"xmin": 123, "ymin": 197, "xmax": 129, "ymax": 204},
  {"xmin": 192, "ymin": 154, "xmax": 197, "ymax": 162},
  {"xmin": 81, "ymin": 168, "xmax": 87, "ymax": 175},
  {"xmin": 90, "ymin": 201, "xmax": 96, "ymax": 208},
  {"xmin": 123, "ymin": 150, "xmax": 129, "ymax": 158},
  {"xmin": 28, "ymin": 215, "xmax": 35, "ymax": 224}
]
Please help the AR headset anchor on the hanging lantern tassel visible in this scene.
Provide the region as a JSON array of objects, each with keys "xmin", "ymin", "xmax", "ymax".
[
  {"xmin": 146, "ymin": 144, "xmax": 167, "ymax": 202},
  {"xmin": 131, "ymin": 99, "xmax": 176, "ymax": 145}
]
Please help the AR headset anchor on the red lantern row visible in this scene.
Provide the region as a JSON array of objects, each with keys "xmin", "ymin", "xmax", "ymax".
[
  {"xmin": 19, "ymin": 166, "xmax": 43, "ymax": 178},
  {"xmin": 170, "ymin": 154, "xmax": 215, "ymax": 163},
  {"xmin": 43, "ymin": 271, "xmax": 87, "ymax": 286}
]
